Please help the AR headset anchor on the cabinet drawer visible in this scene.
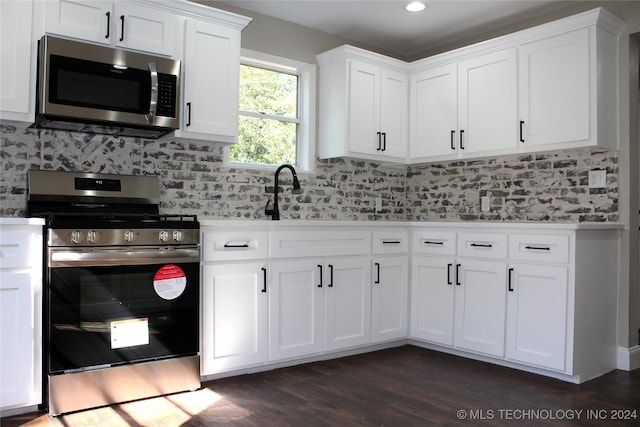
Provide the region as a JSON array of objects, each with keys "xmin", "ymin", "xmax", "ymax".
[
  {"xmin": 202, "ymin": 231, "xmax": 269, "ymax": 261},
  {"xmin": 372, "ymin": 231, "xmax": 408, "ymax": 254},
  {"xmin": 412, "ymin": 231, "xmax": 456, "ymax": 256},
  {"xmin": 0, "ymin": 231, "xmax": 37, "ymax": 269},
  {"xmin": 509, "ymin": 234, "xmax": 570, "ymax": 264},
  {"xmin": 270, "ymin": 230, "xmax": 371, "ymax": 258},
  {"xmin": 457, "ymin": 232, "xmax": 507, "ymax": 259}
]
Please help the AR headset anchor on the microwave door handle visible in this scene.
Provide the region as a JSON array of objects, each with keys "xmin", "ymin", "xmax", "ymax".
[{"xmin": 147, "ymin": 62, "xmax": 158, "ymax": 124}]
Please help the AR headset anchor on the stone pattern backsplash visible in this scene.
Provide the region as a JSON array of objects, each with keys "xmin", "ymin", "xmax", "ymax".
[{"xmin": 1, "ymin": 120, "xmax": 617, "ymax": 222}]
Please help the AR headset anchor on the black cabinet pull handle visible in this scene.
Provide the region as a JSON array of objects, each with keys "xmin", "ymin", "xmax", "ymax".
[
  {"xmin": 223, "ymin": 243, "xmax": 249, "ymax": 248},
  {"xmin": 119, "ymin": 15, "xmax": 125, "ymax": 42},
  {"xmin": 470, "ymin": 243, "xmax": 492, "ymax": 248},
  {"xmin": 328, "ymin": 264, "xmax": 334, "ymax": 287},
  {"xmin": 525, "ymin": 245, "xmax": 550, "ymax": 251},
  {"xmin": 451, "ymin": 130, "xmax": 456, "ymax": 150},
  {"xmin": 186, "ymin": 102, "xmax": 192, "ymax": 126},
  {"xmin": 382, "ymin": 240, "xmax": 401, "ymax": 245},
  {"xmin": 456, "ymin": 264, "xmax": 461, "ymax": 286},
  {"xmin": 317, "ymin": 264, "xmax": 323, "ymax": 288},
  {"xmin": 423, "ymin": 240, "xmax": 444, "ymax": 245},
  {"xmin": 376, "ymin": 132, "xmax": 382, "ymax": 151},
  {"xmin": 447, "ymin": 263, "xmax": 453, "ymax": 285},
  {"xmin": 261, "ymin": 267, "xmax": 267, "ymax": 293},
  {"xmin": 382, "ymin": 132, "xmax": 387, "ymax": 151},
  {"xmin": 374, "ymin": 262, "xmax": 380, "ymax": 284},
  {"xmin": 508, "ymin": 268, "xmax": 514, "ymax": 292},
  {"xmin": 105, "ymin": 12, "xmax": 111, "ymax": 39},
  {"xmin": 520, "ymin": 121, "xmax": 525, "ymax": 143},
  {"xmin": 460, "ymin": 129, "xmax": 465, "ymax": 149}
]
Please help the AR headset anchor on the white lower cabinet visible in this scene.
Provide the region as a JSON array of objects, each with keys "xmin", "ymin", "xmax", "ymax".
[
  {"xmin": 269, "ymin": 257, "xmax": 371, "ymax": 361},
  {"xmin": 410, "ymin": 256, "xmax": 507, "ymax": 357},
  {"xmin": 505, "ymin": 263, "xmax": 568, "ymax": 371},
  {"xmin": 372, "ymin": 256, "xmax": 408, "ymax": 343},
  {"xmin": 201, "ymin": 262, "xmax": 268, "ymax": 375},
  {"xmin": 454, "ymin": 259, "xmax": 507, "ymax": 357},
  {"xmin": 0, "ymin": 222, "xmax": 42, "ymax": 411}
]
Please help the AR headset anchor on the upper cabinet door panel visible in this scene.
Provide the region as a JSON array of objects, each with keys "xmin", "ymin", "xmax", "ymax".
[
  {"xmin": 409, "ymin": 63, "xmax": 458, "ymax": 159},
  {"xmin": 458, "ymin": 48, "xmax": 518, "ymax": 153},
  {"xmin": 518, "ymin": 28, "xmax": 589, "ymax": 147},
  {"xmin": 0, "ymin": 0, "xmax": 33, "ymax": 117},
  {"xmin": 181, "ymin": 19, "xmax": 240, "ymax": 139},
  {"xmin": 380, "ymin": 69, "xmax": 408, "ymax": 158},
  {"xmin": 45, "ymin": 0, "xmax": 112, "ymax": 44},
  {"xmin": 114, "ymin": 2, "xmax": 178, "ymax": 56},
  {"xmin": 348, "ymin": 60, "xmax": 381, "ymax": 155}
]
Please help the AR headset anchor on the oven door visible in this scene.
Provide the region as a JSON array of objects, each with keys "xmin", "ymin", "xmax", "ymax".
[{"xmin": 46, "ymin": 246, "xmax": 199, "ymax": 374}]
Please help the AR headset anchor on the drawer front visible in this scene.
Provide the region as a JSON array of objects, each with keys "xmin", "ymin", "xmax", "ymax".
[
  {"xmin": 412, "ymin": 231, "xmax": 456, "ymax": 256},
  {"xmin": 372, "ymin": 231, "xmax": 409, "ymax": 254},
  {"xmin": 509, "ymin": 234, "xmax": 570, "ymax": 264},
  {"xmin": 270, "ymin": 230, "xmax": 371, "ymax": 258},
  {"xmin": 457, "ymin": 232, "xmax": 507, "ymax": 259},
  {"xmin": 0, "ymin": 231, "xmax": 38, "ymax": 269},
  {"xmin": 202, "ymin": 231, "xmax": 269, "ymax": 261}
]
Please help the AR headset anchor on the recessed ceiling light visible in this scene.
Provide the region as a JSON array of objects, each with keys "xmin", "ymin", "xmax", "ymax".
[{"xmin": 406, "ymin": 1, "xmax": 427, "ymax": 12}]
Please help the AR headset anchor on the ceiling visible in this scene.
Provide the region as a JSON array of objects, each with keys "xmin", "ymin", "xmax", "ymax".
[{"xmin": 207, "ymin": 0, "xmax": 580, "ymax": 58}]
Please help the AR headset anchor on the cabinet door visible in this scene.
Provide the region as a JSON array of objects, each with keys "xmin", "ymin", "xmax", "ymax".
[
  {"xmin": 518, "ymin": 29, "xmax": 589, "ymax": 147},
  {"xmin": 410, "ymin": 64, "xmax": 458, "ymax": 159},
  {"xmin": 372, "ymin": 256, "xmax": 408, "ymax": 343},
  {"xmin": 348, "ymin": 60, "xmax": 380, "ymax": 155},
  {"xmin": 0, "ymin": 0, "xmax": 33, "ymax": 118},
  {"xmin": 324, "ymin": 257, "xmax": 371, "ymax": 351},
  {"xmin": 179, "ymin": 19, "xmax": 240, "ymax": 142},
  {"xmin": 45, "ymin": 0, "xmax": 112, "ymax": 44},
  {"xmin": 454, "ymin": 260, "xmax": 507, "ymax": 356},
  {"xmin": 379, "ymin": 69, "xmax": 408, "ymax": 158},
  {"xmin": 269, "ymin": 260, "xmax": 324, "ymax": 360},
  {"xmin": 458, "ymin": 49, "xmax": 517, "ymax": 153},
  {"xmin": 0, "ymin": 273, "xmax": 33, "ymax": 408},
  {"xmin": 506, "ymin": 263, "xmax": 568, "ymax": 371},
  {"xmin": 201, "ymin": 263, "xmax": 268, "ymax": 374},
  {"xmin": 114, "ymin": 2, "xmax": 177, "ymax": 56},
  {"xmin": 410, "ymin": 256, "xmax": 455, "ymax": 345}
]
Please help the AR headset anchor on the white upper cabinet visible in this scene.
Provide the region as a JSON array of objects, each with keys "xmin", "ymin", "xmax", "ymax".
[
  {"xmin": 317, "ymin": 46, "xmax": 408, "ymax": 162},
  {"xmin": 518, "ymin": 28, "xmax": 590, "ymax": 148},
  {"xmin": 458, "ymin": 48, "xmax": 518, "ymax": 155},
  {"xmin": 409, "ymin": 49, "xmax": 517, "ymax": 162},
  {"xmin": 0, "ymin": 0, "xmax": 34, "ymax": 121},
  {"xmin": 44, "ymin": 0, "xmax": 178, "ymax": 57},
  {"xmin": 175, "ymin": 19, "xmax": 242, "ymax": 143},
  {"xmin": 409, "ymin": 64, "xmax": 458, "ymax": 159}
]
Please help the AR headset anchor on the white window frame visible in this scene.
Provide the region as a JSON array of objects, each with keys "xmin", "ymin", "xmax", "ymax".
[{"xmin": 225, "ymin": 49, "xmax": 316, "ymax": 172}]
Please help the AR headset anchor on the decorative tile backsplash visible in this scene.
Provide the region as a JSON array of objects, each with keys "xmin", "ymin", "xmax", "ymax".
[{"xmin": 1, "ymin": 120, "xmax": 617, "ymax": 222}]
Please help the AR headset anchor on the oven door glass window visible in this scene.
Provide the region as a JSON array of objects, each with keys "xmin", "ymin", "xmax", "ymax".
[{"xmin": 48, "ymin": 262, "xmax": 199, "ymax": 374}]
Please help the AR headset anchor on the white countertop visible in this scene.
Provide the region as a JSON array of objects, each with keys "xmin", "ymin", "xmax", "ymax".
[
  {"xmin": 0, "ymin": 217, "xmax": 45, "ymax": 226},
  {"xmin": 198, "ymin": 219, "xmax": 625, "ymax": 230}
]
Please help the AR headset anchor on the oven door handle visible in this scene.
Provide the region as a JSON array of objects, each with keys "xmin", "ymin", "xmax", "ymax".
[{"xmin": 49, "ymin": 247, "xmax": 200, "ymax": 267}]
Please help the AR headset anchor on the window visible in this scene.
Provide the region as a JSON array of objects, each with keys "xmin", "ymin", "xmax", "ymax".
[{"xmin": 228, "ymin": 50, "xmax": 316, "ymax": 171}]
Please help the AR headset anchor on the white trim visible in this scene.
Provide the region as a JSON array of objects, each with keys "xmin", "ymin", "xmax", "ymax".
[{"xmin": 617, "ymin": 345, "xmax": 640, "ymax": 371}]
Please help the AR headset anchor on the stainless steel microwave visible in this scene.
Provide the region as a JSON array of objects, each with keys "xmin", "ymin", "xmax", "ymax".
[{"xmin": 32, "ymin": 36, "xmax": 181, "ymax": 138}]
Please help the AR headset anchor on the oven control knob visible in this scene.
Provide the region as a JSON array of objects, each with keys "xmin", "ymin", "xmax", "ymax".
[
  {"xmin": 173, "ymin": 230, "xmax": 184, "ymax": 242},
  {"xmin": 87, "ymin": 230, "xmax": 100, "ymax": 243},
  {"xmin": 70, "ymin": 230, "xmax": 84, "ymax": 244},
  {"xmin": 124, "ymin": 230, "xmax": 137, "ymax": 243},
  {"xmin": 159, "ymin": 230, "xmax": 170, "ymax": 242}
]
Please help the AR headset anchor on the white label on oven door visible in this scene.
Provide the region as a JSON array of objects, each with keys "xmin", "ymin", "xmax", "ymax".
[
  {"xmin": 111, "ymin": 318, "xmax": 149, "ymax": 349},
  {"xmin": 153, "ymin": 264, "xmax": 187, "ymax": 300}
]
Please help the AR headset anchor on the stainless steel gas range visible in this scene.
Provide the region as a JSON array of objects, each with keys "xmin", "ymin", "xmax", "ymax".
[{"xmin": 27, "ymin": 170, "xmax": 200, "ymax": 415}]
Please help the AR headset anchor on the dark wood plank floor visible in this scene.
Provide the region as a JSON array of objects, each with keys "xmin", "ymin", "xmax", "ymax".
[{"xmin": 3, "ymin": 345, "xmax": 639, "ymax": 426}]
